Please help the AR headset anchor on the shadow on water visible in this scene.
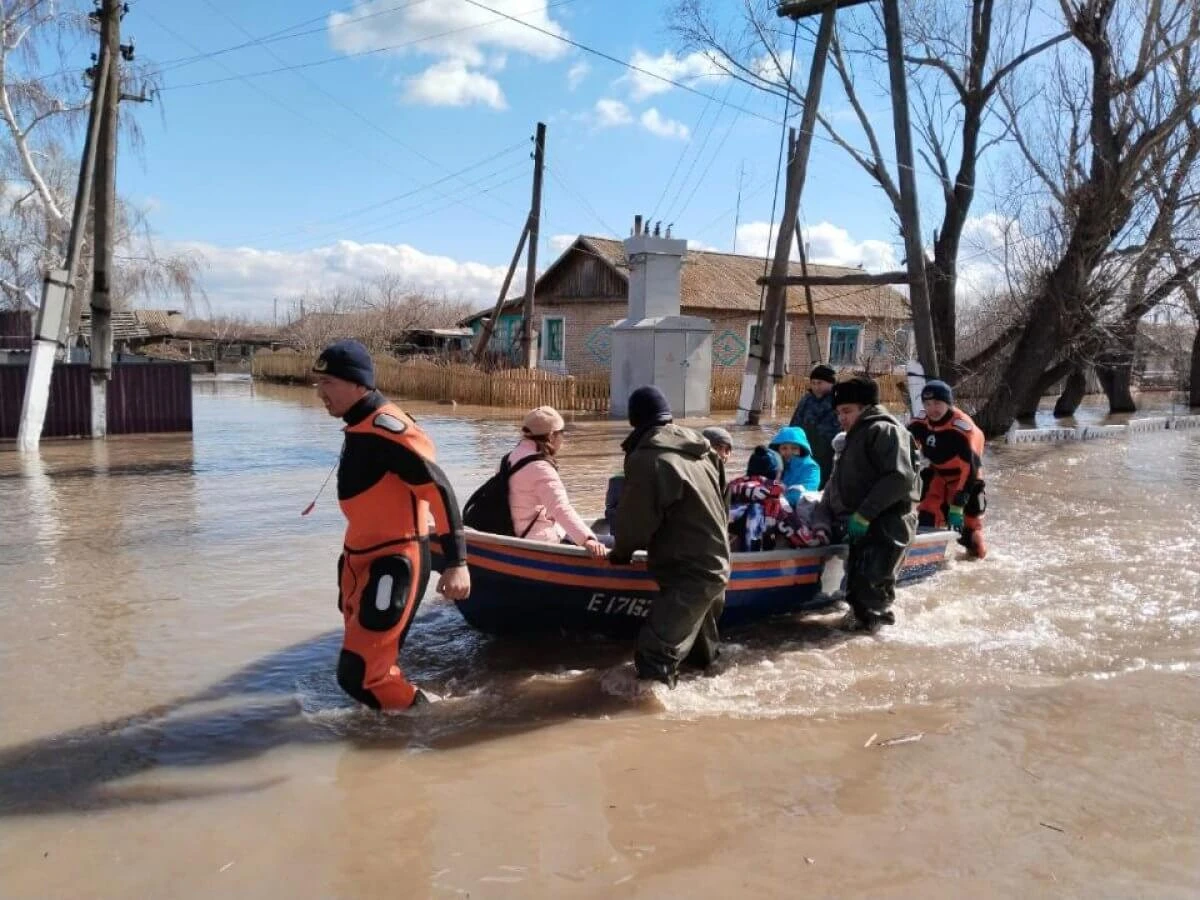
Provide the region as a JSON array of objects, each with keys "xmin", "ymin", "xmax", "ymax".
[{"xmin": 0, "ymin": 608, "xmax": 860, "ymax": 819}]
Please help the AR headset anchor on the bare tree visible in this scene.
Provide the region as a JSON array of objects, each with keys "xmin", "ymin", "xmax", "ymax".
[
  {"xmin": 284, "ymin": 276, "xmax": 473, "ymax": 355},
  {"xmin": 0, "ymin": 1, "xmax": 199, "ymax": 318},
  {"xmin": 674, "ymin": 0, "xmax": 1067, "ymax": 378},
  {"xmin": 972, "ymin": 0, "xmax": 1200, "ymax": 434}
]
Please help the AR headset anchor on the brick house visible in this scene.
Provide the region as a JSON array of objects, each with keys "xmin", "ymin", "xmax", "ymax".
[{"xmin": 461, "ymin": 235, "xmax": 913, "ymax": 376}]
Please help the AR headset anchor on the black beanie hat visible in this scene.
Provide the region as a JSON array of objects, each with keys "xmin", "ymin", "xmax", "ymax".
[
  {"xmin": 313, "ymin": 339, "xmax": 375, "ymax": 389},
  {"xmin": 921, "ymin": 380, "xmax": 953, "ymax": 405},
  {"xmin": 627, "ymin": 385, "xmax": 673, "ymax": 427},
  {"xmin": 831, "ymin": 375, "xmax": 879, "ymax": 408},
  {"xmin": 746, "ymin": 445, "xmax": 783, "ymax": 480},
  {"xmin": 809, "ymin": 364, "xmax": 837, "ymax": 384}
]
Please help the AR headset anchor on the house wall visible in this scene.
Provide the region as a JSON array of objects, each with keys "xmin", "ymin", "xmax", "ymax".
[
  {"xmin": 532, "ymin": 298, "xmax": 910, "ymax": 377},
  {"xmin": 534, "ymin": 299, "xmax": 627, "ymax": 375},
  {"xmin": 468, "ymin": 311, "xmax": 525, "ymax": 356},
  {"xmin": 706, "ymin": 312, "xmax": 910, "ymax": 377}
]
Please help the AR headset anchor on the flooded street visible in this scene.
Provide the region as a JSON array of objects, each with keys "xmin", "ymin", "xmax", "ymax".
[{"xmin": 1, "ymin": 379, "xmax": 1198, "ymax": 897}]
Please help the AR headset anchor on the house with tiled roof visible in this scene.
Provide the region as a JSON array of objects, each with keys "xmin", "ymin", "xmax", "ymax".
[{"xmin": 461, "ymin": 234, "xmax": 913, "ymax": 376}]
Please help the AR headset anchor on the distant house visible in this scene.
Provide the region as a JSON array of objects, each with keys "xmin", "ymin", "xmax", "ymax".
[{"xmin": 460, "ymin": 235, "xmax": 912, "ymax": 376}]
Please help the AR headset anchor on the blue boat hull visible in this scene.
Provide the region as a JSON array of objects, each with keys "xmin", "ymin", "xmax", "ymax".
[{"xmin": 433, "ymin": 530, "xmax": 954, "ymax": 637}]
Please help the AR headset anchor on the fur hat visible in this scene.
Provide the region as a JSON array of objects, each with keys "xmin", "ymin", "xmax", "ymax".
[{"xmin": 831, "ymin": 375, "xmax": 879, "ymax": 408}]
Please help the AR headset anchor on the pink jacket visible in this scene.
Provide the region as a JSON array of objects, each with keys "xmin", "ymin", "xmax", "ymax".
[{"xmin": 507, "ymin": 439, "xmax": 595, "ymax": 545}]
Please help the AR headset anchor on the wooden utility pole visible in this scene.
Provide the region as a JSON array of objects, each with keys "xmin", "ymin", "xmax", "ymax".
[
  {"xmin": 90, "ymin": 0, "xmax": 122, "ymax": 438},
  {"xmin": 471, "ymin": 215, "xmax": 530, "ymax": 360},
  {"xmin": 881, "ymin": 0, "xmax": 938, "ymax": 379},
  {"xmin": 519, "ymin": 122, "xmax": 546, "ymax": 369},
  {"xmin": 793, "ymin": 219, "xmax": 822, "ymax": 365},
  {"xmin": 739, "ymin": 3, "xmax": 836, "ymax": 425}
]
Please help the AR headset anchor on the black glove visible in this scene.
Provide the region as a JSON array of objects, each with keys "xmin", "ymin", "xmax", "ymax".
[{"xmin": 607, "ymin": 551, "xmax": 633, "ymax": 566}]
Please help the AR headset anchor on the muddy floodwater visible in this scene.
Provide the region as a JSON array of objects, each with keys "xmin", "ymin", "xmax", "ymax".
[{"xmin": 1, "ymin": 379, "xmax": 1198, "ymax": 898}]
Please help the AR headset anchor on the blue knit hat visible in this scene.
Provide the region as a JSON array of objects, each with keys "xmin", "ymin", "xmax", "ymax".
[
  {"xmin": 627, "ymin": 385, "xmax": 673, "ymax": 427},
  {"xmin": 746, "ymin": 445, "xmax": 783, "ymax": 480},
  {"xmin": 314, "ymin": 339, "xmax": 375, "ymax": 389},
  {"xmin": 921, "ymin": 380, "xmax": 953, "ymax": 404}
]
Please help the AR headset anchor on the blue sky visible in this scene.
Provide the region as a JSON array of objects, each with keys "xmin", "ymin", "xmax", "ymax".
[{"xmin": 111, "ymin": 0, "xmax": 1014, "ymax": 318}]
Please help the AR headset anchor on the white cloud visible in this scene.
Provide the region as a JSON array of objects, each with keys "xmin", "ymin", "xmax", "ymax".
[
  {"xmin": 567, "ymin": 60, "xmax": 590, "ymax": 90},
  {"xmin": 593, "ymin": 98, "xmax": 633, "ymax": 128},
  {"xmin": 329, "ymin": 1, "xmax": 567, "ymax": 108},
  {"xmin": 624, "ymin": 49, "xmax": 723, "ymax": 100},
  {"xmin": 734, "ymin": 220, "xmax": 899, "ymax": 271},
  {"xmin": 640, "ymin": 107, "xmax": 690, "ymax": 140},
  {"xmin": 956, "ymin": 213, "xmax": 1023, "ymax": 300},
  {"xmin": 402, "ymin": 59, "xmax": 506, "ymax": 109},
  {"xmin": 549, "ymin": 234, "xmax": 577, "ymax": 252},
  {"xmin": 328, "ymin": 0, "xmax": 568, "ymax": 65},
  {"xmin": 168, "ymin": 239, "xmax": 513, "ymax": 318}
]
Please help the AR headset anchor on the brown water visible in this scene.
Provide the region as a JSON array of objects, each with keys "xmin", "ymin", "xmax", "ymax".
[{"xmin": 1, "ymin": 379, "xmax": 1198, "ymax": 898}]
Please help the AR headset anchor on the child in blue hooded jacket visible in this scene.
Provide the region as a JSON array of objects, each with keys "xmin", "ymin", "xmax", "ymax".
[{"xmin": 769, "ymin": 425, "xmax": 821, "ymax": 504}]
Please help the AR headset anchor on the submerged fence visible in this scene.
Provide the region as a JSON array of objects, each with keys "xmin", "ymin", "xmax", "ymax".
[{"xmin": 254, "ymin": 350, "xmax": 906, "ymax": 414}]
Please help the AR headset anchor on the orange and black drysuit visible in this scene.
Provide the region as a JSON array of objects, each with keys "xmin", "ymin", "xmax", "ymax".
[
  {"xmin": 908, "ymin": 406, "xmax": 987, "ymax": 558},
  {"xmin": 334, "ymin": 391, "xmax": 466, "ymax": 710}
]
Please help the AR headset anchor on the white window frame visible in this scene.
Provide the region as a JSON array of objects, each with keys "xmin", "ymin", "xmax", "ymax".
[
  {"xmin": 827, "ymin": 323, "xmax": 861, "ymax": 366},
  {"xmin": 540, "ymin": 314, "xmax": 566, "ymax": 373},
  {"xmin": 746, "ymin": 319, "xmax": 791, "ymax": 371}
]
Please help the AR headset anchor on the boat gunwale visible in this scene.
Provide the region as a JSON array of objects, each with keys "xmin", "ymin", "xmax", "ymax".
[{"xmin": 461, "ymin": 527, "xmax": 957, "ymax": 567}]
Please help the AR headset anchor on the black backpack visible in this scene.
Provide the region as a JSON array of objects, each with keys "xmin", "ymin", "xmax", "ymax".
[{"xmin": 461, "ymin": 452, "xmax": 548, "ymax": 537}]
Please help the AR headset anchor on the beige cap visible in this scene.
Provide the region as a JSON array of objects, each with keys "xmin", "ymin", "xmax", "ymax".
[{"xmin": 522, "ymin": 406, "xmax": 565, "ymax": 437}]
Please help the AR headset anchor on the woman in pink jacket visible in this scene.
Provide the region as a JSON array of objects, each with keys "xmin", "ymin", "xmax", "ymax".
[{"xmin": 508, "ymin": 406, "xmax": 608, "ymax": 559}]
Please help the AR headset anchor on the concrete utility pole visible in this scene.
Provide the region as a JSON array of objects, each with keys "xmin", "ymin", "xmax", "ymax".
[
  {"xmin": 17, "ymin": 1, "xmax": 114, "ymax": 451},
  {"xmin": 519, "ymin": 122, "xmax": 546, "ymax": 369},
  {"xmin": 90, "ymin": 0, "xmax": 123, "ymax": 439}
]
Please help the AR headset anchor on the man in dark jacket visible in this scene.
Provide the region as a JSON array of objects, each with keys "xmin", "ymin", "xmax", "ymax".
[
  {"xmin": 789, "ymin": 364, "xmax": 840, "ymax": 487},
  {"xmin": 815, "ymin": 375, "xmax": 920, "ymax": 633},
  {"xmin": 609, "ymin": 386, "xmax": 732, "ymax": 687}
]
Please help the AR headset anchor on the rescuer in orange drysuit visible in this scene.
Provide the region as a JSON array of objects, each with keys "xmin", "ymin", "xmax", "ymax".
[
  {"xmin": 907, "ymin": 379, "xmax": 988, "ymax": 560},
  {"xmin": 313, "ymin": 340, "xmax": 470, "ymax": 710}
]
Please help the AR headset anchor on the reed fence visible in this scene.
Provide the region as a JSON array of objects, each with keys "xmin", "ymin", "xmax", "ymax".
[
  {"xmin": 254, "ymin": 350, "xmax": 906, "ymax": 413},
  {"xmin": 254, "ymin": 351, "xmax": 611, "ymax": 411}
]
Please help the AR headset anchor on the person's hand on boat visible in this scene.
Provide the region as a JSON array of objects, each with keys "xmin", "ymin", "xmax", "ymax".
[
  {"xmin": 583, "ymin": 536, "xmax": 609, "ymax": 559},
  {"xmin": 847, "ymin": 512, "xmax": 871, "ymax": 543},
  {"xmin": 437, "ymin": 563, "xmax": 471, "ymax": 600},
  {"xmin": 946, "ymin": 506, "xmax": 964, "ymax": 532}
]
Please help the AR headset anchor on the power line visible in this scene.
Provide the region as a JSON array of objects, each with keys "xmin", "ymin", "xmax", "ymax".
[
  {"xmin": 233, "ymin": 143, "xmax": 528, "ymax": 246},
  {"xmin": 156, "ymin": 0, "xmax": 582, "ymax": 93},
  {"xmin": 273, "ymin": 159, "xmax": 531, "ymax": 250},
  {"xmin": 190, "ymin": 0, "xmax": 531, "ymax": 223},
  {"xmin": 647, "ymin": 87, "xmax": 718, "ymax": 225},
  {"xmin": 156, "ymin": 0, "xmax": 433, "ymax": 76}
]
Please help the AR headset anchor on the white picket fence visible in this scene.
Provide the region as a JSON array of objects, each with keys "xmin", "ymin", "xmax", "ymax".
[{"xmin": 1006, "ymin": 413, "xmax": 1200, "ymax": 444}]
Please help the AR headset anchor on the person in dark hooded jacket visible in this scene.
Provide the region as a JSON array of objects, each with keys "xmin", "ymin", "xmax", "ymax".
[
  {"xmin": 815, "ymin": 375, "xmax": 921, "ymax": 634},
  {"xmin": 609, "ymin": 385, "xmax": 731, "ymax": 687}
]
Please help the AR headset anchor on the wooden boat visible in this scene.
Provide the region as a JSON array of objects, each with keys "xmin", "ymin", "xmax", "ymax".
[{"xmin": 432, "ymin": 529, "xmax": 956, "ymax": 637}]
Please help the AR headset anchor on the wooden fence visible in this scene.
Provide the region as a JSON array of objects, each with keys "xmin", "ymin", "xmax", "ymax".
[{"xmin": 254, "ymin": 350, "xmax": 906, "ymax": 413}]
